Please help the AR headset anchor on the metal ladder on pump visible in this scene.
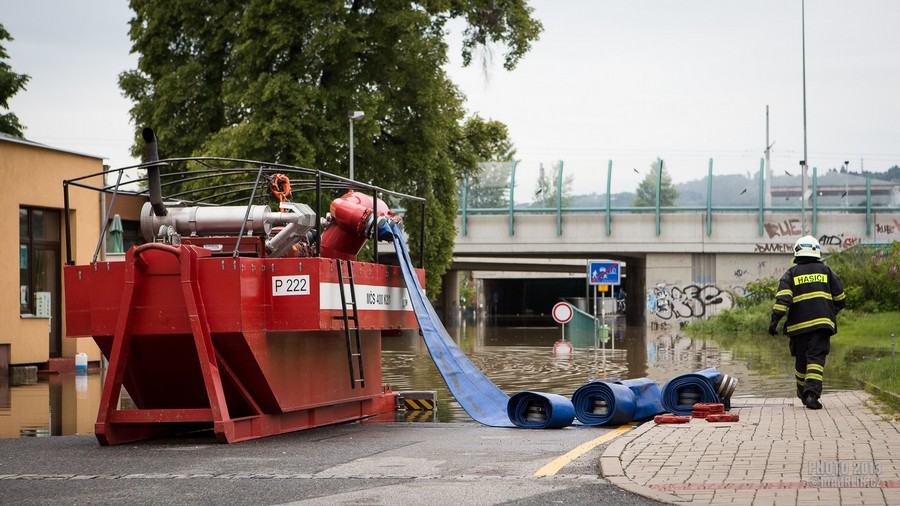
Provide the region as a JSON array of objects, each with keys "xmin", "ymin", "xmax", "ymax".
[{"xmin": 336, "ymin": 259, "xmax": 365, "ymax": 389}]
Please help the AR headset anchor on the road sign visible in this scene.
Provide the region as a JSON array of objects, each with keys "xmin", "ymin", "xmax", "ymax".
[
  {"xmin": 551, "ymin": 302, "xmax": 573, "ymax": 324},
  {"xmin": 588, "ymin": 260, "xmax": 620, "ymax": 286}
]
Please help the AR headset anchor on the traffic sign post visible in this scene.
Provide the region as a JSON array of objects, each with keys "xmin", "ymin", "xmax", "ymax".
[
  {"xmin": 587, "ymin": 260, "xmax": 620, "ymax": 377},
  {"xmin": 552, "ymin": 302, "xmax": 573, "ymax": 324},
  {"xmin": 551, "ymin": 302, "xmax": 573, "ymax": 347}
]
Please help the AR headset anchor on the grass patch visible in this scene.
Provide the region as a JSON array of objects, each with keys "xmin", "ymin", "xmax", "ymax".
[
  {"xmin": 832, "ymin": 310, "xmax": 900, "ymax": 349},
  {"xmin": 852, "ymin": 358, "xmax": 900, "ymax": 413}
]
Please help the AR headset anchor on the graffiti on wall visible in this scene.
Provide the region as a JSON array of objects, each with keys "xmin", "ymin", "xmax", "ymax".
[
  {"xmin": 876, "ymin": 218, "xmax": 900, "ymax": 241},
  {"xmin": 646, "ymin": 283, "xmax": 733, "ymax": 322},
  {"xmin": 756, "ymin": 217, "xmax": 883, "ymax": 253},
  {"xmin": 763, "ymin": 219, "xmax": 802, "ymax": 239}
]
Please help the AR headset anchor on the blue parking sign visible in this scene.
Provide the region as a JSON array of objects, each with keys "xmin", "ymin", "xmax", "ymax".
[{"xmin": 588, "ymin": 260, "xmax": 620, "ymax": 286}]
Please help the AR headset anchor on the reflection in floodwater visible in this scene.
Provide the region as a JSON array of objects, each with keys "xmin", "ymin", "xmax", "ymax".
[
  {"xmin": 0, "ymin": 372, "xmax": 102, "ymax": 438},
  {"xmin": 0, "ymin": 319, "xmax": 863, "ymax": 435}
]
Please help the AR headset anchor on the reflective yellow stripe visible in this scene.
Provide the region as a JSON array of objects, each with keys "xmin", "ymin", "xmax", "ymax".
[
  {"xmin": 834, "ymin": 292, "xmax": 846, "ymax": 301},
  {"xmin": 786, "ymin": 318, "xmax": 835, "ymax": 333},
  {"xmin": 794, "ymin": 370, "xmax": 806, "ymax": 379},
  {"xmin": 807, "ymin": 364, "xmax": 824, "ymax": 373},
  {"xmin": 796, "ymin": 379, "xmax": 806, "ymax": 386},
  {"xmin": 806, "ymin": 373, "xmax": 824, "ymax": 382},
  {"xmin": 793, "ymin": 274, "xmax": 827, "ymax": 285},
  {"xmin": 773, "ymin": 304, "xmax": 788, "ymax": 312},
  {"xmin": 793, "ymin": 291, "xmax": 833, "ymax": 302},
  {"xmin": 776, "ymin": 289, "xmax": 793, "ymax": 298}
]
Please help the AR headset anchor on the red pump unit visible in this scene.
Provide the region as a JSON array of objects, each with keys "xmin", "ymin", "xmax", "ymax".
[
  {"xmin": 320, "ymin": 191, "xmax": 397, "ymax": 260},
  {"xmin": 63, "ymin": 140, "xmax": 425, "ymax": 445}
]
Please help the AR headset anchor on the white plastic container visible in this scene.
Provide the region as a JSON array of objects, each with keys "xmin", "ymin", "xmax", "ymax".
[{"xmin": 75, "ymin": 352, "xmax": 88, "ymax": 371}]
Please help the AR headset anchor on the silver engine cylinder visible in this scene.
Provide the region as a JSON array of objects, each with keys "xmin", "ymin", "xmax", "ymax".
[{"xmin": 141, "ymin": 202, "xmax": 299, "ymax": 242}]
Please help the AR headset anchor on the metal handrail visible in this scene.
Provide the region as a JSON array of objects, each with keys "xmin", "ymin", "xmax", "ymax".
[{"xmin": 63, "ymin": 157, "xmax": 426, "ymax": 267}]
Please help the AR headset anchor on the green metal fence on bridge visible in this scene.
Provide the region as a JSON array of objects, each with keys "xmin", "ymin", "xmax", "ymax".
[{"xmin": 458, "ymin": 158, "xmax": 899, "ymax": 239}]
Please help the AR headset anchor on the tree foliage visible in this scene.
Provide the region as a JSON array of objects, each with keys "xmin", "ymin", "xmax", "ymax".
[
  {"xmin": 534, "ymin": 161, "xmax": 574, "ymax": 208},
  {"xmin": 633, "ymin": 158, "xmax": 678, "ymax": 207},
  {"xmin": 0, "ymin": 23, "xmax": 30, "ymax": 137},
  {"xmin": 119, "ymin": 0, "xmax": 542, "ymax": 297}
]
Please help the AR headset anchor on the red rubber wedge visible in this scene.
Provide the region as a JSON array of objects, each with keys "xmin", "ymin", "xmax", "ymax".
[{"xmin": 654, "ymin": 415, "xmax": 692, "ymax": 424}]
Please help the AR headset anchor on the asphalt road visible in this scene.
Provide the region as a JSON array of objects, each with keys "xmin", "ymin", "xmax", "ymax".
[{"xmin": 0, "ymin": 421, "xmax": 663, "ymax": 505}]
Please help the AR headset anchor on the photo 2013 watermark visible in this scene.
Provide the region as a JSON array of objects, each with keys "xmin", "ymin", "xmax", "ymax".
[{"xmin": 804, "ymin": 460, "xmax": 882, "ymax": 488}]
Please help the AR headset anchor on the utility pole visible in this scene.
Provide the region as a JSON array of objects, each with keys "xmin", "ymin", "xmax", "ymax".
[
  {"xmin": 800, "ymin": 0, "xmax": 809, "ymax": 235},
  {"xmin": 764, "ymin": 106, "xmax": 773, "ymax": 208}
]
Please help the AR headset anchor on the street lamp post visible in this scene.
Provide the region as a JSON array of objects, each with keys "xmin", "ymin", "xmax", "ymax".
[{"xmin": 348, "ymin": 111, "xmax": 365, "ymax": 181}]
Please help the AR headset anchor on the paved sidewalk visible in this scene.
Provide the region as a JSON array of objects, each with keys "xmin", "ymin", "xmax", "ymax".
[{"xmin": 601, "ymin": 391, "xmax": 900, "ymax": 505}]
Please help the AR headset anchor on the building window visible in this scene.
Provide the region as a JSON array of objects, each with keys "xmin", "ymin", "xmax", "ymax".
[{"xmin": 19, "ymin": 207, "xmax": 60, "ymax": 316}]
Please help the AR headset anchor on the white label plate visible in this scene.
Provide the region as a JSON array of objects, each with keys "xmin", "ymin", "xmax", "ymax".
[{"xmin": 272, "ymin": 275, "xmax": 311, "ymax": 296}]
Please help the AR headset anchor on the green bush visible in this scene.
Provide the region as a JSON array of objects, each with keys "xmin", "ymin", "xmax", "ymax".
[
  {"xmin": 735, "ymin": 278, "xmax": 778, "ymax": 309},
  {"xmin": 825, "ymin": 241, "xmax": 900, "ymax": 311},
  {"xmin": 688, "ymin": 299, "xmax": 771, "ymax": 334}
]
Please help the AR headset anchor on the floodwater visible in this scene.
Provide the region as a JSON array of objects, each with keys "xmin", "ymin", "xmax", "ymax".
[{"xmin": 0, "ymin": 317, "xmax": 867, "ymax": 437}]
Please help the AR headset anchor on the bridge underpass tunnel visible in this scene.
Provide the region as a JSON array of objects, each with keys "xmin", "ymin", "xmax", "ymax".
[{"xmin": 479, "ymin": 276, "xmax": 591, "ymax": 326}]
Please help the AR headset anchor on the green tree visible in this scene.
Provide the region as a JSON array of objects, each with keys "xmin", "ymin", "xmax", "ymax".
[
  {"xmin": 119, "ymin": 0, "xmax": 542, "ymax": 298},
  {"xmin": 633, "ymin": 158, "xmax": 678, "ymax": 207},
  {"xmin": 534, "ymin": 161, "xmax": 574, "ymax": 208},
  {"xmin": 0, "ymin": 23, "xmax": 30, "ymax": 137},
  {"xmin": 467, "ymin": 161, "xmax": 513, "ymax": 209},
  {"xmin": 461, "ymin": 115, "xmax": 516, "ymax": 209}
]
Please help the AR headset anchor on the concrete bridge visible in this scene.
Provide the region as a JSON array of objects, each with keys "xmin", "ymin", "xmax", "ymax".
[{"xmin": 442, "ymin": 208, "xmax": 900, "ymax": 328}]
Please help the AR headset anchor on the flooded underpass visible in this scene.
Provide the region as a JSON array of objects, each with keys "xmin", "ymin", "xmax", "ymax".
[{"xmin": 0, "ymin": 318, "xmax": 865, "ymax": 435}]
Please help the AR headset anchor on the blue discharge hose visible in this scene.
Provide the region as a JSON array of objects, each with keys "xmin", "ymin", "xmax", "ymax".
[
  {"xmin": 660, "ymin": 367, "xmax": 726, "ymax": 416},
  {"xmin": 385, "ymin": 222, "xmax": 575, "ymax": 429},
  {"xmin": 572, "ymin": 378, "xmax": 663, "ymax": 426}
]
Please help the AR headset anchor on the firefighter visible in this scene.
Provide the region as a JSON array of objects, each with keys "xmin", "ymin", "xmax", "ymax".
[{"xmin": 769, "ymin": 235, "xmax": 846, "ymax": 409}]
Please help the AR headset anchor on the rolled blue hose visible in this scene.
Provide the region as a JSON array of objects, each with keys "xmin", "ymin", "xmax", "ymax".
[
  {"xmin": 623, "ymin": 378, "xmax": 665, "ymax": 422},
  {"xmin": 572, "ymin": 378, "xmax": 663, "ymax": 426},
  {"xmin": 660, "ymin": 368, "xmax": 724, "ymax": 416},
  {"xmin": 507, "ymin": 392, "xmax": 575, "ymax": 429}
]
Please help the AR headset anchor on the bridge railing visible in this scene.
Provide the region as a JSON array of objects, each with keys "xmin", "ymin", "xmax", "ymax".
[{"xmin": 458, "ymin": 158, "xmax": 899, "ymax": 238}]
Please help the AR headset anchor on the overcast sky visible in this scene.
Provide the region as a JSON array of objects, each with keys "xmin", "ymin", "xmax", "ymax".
[{"xmin": 5, "ymin": 1, "xmax": 899, "ymax": 193}]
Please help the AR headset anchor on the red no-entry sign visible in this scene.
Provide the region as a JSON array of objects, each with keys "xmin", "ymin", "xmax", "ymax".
[{"xmin": 552, "ymin": 302, "xmax": 574, "ymax": 324}]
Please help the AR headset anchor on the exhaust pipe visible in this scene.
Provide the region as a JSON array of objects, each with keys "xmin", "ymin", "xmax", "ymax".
[{"xmin": 142, "ymin": 127, "xmax": 168, "ymax": 217}]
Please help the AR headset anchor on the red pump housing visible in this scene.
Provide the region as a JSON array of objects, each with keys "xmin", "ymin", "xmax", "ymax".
[{"xmin": 320, "ymin": 191, "xmax": 396, "ymax": 260}]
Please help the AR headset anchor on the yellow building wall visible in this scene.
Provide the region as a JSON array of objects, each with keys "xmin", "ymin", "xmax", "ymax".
[{"xmin": 0, "ymin": 140, "xmax": 105, "ymax": 365}]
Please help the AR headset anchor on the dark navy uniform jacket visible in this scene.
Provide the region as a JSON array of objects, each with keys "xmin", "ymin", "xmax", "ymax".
[{"xmin": 772, "ymin": 259, "xmax": 846, "ymax": 337}]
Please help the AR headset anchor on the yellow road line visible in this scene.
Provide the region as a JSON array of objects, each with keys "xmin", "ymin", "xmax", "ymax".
[{"xmin": 533, "ymin": 424, "xmax": 634, "ymax": 477}]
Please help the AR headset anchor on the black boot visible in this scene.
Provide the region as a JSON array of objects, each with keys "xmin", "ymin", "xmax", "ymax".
[{"xmin": 803, "ymin": 392, "xmax": 822, "ymax": 410}]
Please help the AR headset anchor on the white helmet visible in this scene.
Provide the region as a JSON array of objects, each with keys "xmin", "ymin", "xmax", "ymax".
[{"xmin": 793, "ymin": 235, "xmax": 821, "ymax": 260}]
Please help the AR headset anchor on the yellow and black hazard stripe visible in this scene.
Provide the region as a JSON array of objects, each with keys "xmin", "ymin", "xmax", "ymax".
[
  {"xmin": 403, "ymin": 410, "xmax": 436, "ymax": 423},
  {"xmin": 403, "ymin": 398, "xmax": 434, "ymax": 411}
]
